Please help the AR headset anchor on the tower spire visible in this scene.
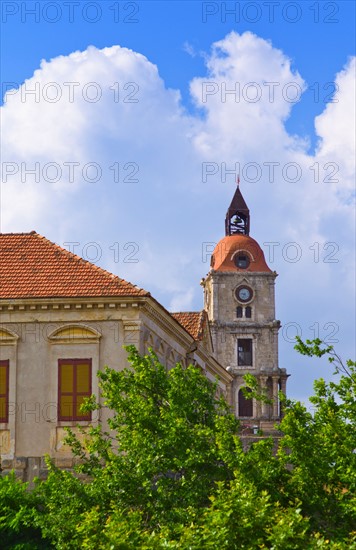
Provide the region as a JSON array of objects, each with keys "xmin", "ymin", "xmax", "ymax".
[{"xmin": 225, "ymin": 180, "xmax": 250, "ymax": 236}]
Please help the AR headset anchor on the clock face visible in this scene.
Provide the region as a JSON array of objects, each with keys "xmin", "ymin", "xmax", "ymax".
[{"xmin": 235, "ymin": 285, "xmax": 253, "ymax": 303}]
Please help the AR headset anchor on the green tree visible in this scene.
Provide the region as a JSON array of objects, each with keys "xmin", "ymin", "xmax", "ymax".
[
  {"xmin": 277, "ymin": 338, "xmax": 356, "ymax": 539},
  {"xmin": 34, "ymin": 346, "xmax": 241, "ymax": 547},
  {"xmin": 0, "ymin": 472, "xmax": 50, "ymax": 549},
  {"xmin": 1, "ymin": 341, "xmax": 355, "ymax": 548}
]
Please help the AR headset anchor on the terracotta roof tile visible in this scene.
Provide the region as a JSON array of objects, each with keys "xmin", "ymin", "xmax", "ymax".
[
  {"xmin": 211, "ymin": 235, "xmax": 272, "ymax": 273},
  {"xmin": 0, "ymin": 231, "xmax": 149, "ymax": 299},
  {"xmin": 171, "ymin": 311, "xmax": 207, "ymax": 341}
]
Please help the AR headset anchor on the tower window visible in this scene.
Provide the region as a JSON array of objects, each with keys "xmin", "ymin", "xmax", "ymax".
[
  {"xmin": 245, "ymin": 306, "xmax": 252, "ymax": 318},
  {"xmin": 238, "ymin": 339, "xmax": 253, "ymax": 366},
  {"xmin": 234, "ymin": 254, "xmax": 250, "ymax": 269},
  {"xmin": 236, "ymin": 306, "xmax": 243, "ymax": 318}
]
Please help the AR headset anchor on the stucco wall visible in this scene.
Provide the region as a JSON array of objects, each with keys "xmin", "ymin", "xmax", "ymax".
[{"xmin": 0, "ymin": 296, "xmax": 232, "ymax": 478}]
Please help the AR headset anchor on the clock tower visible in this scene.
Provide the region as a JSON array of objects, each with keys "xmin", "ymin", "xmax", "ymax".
[{"xmin": 202, "ymin": 186, "xmax": 288, "ymax": 431}]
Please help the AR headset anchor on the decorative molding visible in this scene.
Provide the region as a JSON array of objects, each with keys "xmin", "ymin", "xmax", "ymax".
[
  {"xmin": 123, "ymin": 320, "xmax": 141, "ymax": 345},
  {"xmin": 0, "ymin": 327, "xmax": 19, "ymax": 345},
  {"xmin": 48, "ymin": 324, "xmax": 102, "ymax": 344},
  {"xmin": 230, "ymin": 248, "xmax": 254, "ymax": 262},
  {"xmin": 227, "ymin": 366, "xmax": 256, "ymax": 374},
  {"xmin": 209, "ymin": 271, "xmax": 277, "ymax": 280}
]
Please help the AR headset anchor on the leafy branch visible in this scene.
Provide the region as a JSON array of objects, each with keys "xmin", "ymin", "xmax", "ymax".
[{"xmin": 294, "ymin": 336, "xmax": 355, "ymax": 380}]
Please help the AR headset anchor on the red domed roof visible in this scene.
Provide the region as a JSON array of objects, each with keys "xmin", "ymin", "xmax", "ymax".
[{"xmin": 211, "ymin": 234, "xmax": 272, "ymax": 273}]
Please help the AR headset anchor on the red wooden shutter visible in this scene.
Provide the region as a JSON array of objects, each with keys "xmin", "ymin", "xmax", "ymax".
[
  {"xmin": 58, "ymin": 359, "xmax": 92, "ymax": 421},
  {"xmin": 0, "ymin": 360, "xmax": 9, "ymax": 423}
]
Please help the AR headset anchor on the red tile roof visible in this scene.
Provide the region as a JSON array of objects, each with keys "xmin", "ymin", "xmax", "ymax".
[
  {"xmin": 0, "ymin": 232, "xmax": 149, "ymax": 299},
  {"xmin": 171, "ymin": 311, "xmax": 207, "ymax": 341}
]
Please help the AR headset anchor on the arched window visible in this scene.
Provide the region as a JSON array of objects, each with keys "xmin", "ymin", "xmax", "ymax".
[
  {"xmin": 238, "ymin": 388, "xmax": 253, "ymax": 417},
  {"xmin": 236, "ymin": 306, "xmax": 243, "ymax": 318},
  {"xmin": 234, "ymin": 253, "xmax": 250, "ymax": 269},
  {"xmin": 245, "ymin": 306, "xmax": 252, "ymax": 318}
]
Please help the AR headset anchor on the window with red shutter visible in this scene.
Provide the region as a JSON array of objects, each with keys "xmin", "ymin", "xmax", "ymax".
[
  {"xmin": 0, "ymin": 360, "xmax": 9, "ymax": 423},
  {"xmin": 58, "ymin": 359, "xmax": 92, "ymax": 421}
]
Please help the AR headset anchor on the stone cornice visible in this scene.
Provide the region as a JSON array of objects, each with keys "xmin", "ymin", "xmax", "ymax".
[
  {"xmin": 206, "ymin": 271, "xmax": 278, "ymax": 280},
  {"xmin": 210, "ymin": 320, "xmax": 280, "ymax": 331},
  {"xmin": 0, "ymin": 296, "xmax": 144, "ymax": 313}
]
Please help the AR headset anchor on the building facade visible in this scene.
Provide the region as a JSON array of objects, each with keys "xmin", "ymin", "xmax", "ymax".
[{"xmin": 0, "ymin": 188, "xmax": 288, "ymax": 480}]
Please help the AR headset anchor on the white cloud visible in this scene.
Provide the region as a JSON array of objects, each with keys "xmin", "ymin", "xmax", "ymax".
[
  {"xmin": 182, "ymin": 41, "xmax": 198, "ymax": 58},
  {"xmin": 169, "ymin": 288, "xmax": 195, "ymax": 312},
  {"xmin": 315, "ymin": 56, "xmax": 356, "ymax": 192},
  {"xmin": 190, "ymin": 32, "xmax": 307, "ymax": 157},
  {"xmin": 1, "ymin": 32, "xmax": 355, "ymax": 402}
]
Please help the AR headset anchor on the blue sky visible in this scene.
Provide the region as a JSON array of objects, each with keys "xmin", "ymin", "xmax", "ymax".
[
  {"xmin": 2, "ymin": 1, "xmax": 355, "ymax": 147},
  {"xmin": 1, "ymin": 1, "xmax": 355, "ymax": 404}
]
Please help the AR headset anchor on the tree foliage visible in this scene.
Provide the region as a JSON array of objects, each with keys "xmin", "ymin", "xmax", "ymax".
[
  {"xmin": 0, "ymin": 472, "xmax": 49, "ymax": 549},
  {"xmin": 0, "ymin": 341, "xmax": 355, "ymax": 548}
]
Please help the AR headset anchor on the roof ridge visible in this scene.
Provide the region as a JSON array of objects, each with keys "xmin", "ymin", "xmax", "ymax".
[
  {"xmin": 0, "ymin": 230, "xmax": 37, "ymax": 236},
  {"xmin": 171, "ymin": 310, "xmax": 202, "ymax": 315}
]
